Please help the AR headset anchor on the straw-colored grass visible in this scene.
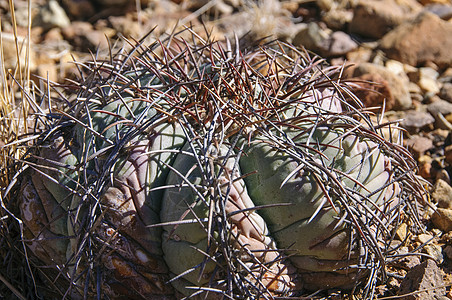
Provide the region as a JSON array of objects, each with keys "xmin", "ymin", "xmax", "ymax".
[{"xmin": 0, "ymin": 1, "xmax": 41, "ymax": 299}]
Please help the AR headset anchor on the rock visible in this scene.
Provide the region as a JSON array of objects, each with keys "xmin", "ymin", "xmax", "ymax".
[
  {"xmin": 109, "ymin": 15, "xmax": 141, "ymax": 38},
  {"xmin": 419, "ymin": 162, "xmax": 433, "ymax": 180},
  {"xmin": 431, "ymin": 208, "xmax": 452, "ymax": 232},
  {"xmin": 33, "ymin": 0, "xmax": 70, "ymax": 31},
  {"xmin": 432, "ymin": 179, "xmax": 452, "ymax": 209},
  {"xmin": 400, "ymin": 255, "xmax": 422, "ymax": 271},
  {"xmin": 408, "ymin": 82, "xmax": 422, "ymax": 94},
  {"xmin": 421, "ymin": 0, "xmax": 452, "ymax": 6},
  {"xmin": 346, "ymin": 47, "xmax": 374, "ymax": 64},
  {"xmin": 427, "ymin": 98, "xmax": 452, "ymax": 115},
  {"xmin": 61, "ymin": 0, "xmax": 95, "ymax": 19},
  {"xmin": 317, "ymin": 0, "xmax": 334, "ymax": 11},
  {"xmin": 293, "ymin": 22, "xmax": 326, "ymax": 52},
  {"xmin": 397, "ymin": 247, "xmax": 421, "ymax": 270},
  {"xmin": 443, "ymin": 231, "xmax": 452, "ymax": 242},
  {"xmin": 440, "ymin": 83, "xmax": 452, "ymax": 102},
  {"xmin": 445, "ymin": 145, "xmax": 452, "ymax": 165},
  {"xmin": 43, "ymin": 28, "xmax": 64, "ymax": 43},
  {"xmin": 423, "ymin": 244, "xmax": 444, "ymax": 264},
  {"xmin": 351, "ymin": 63, "xmax": 412, "ymax": 110},
  {"xmin": 440, "ymin": 68, "xmax": 452, "ymax": 82},
  {"xmin": 293, "ymin": 23, "xmax": 357, "ymax": 57},
  {"xmin": 427, "ymin": 99, "xmax": 452, "ymax": 129},
  {"xmin": 281, "ymin": 1, "xmax": 299, "ymax": 14},
  {"xmin": 398, "ymin": 259, "xmax": 446, "ymax": 300},
  {"xmin": 62, "ymin": 21, "xmax": 109, "ymax": 51},
  {"xmin": 435, "ymin": 169, "xmax": 451, "ymax": 184},
  {"xmin": 444, "ymin": 245, "xmax": 452, "ymax": 260},
  {"xmin": 385, "ymin": 59, "xmax": 406, "ymax": 76},
  {"xmin": 379, "ymin": 12, "xmax": 452, "ymax": 68},
  {"xmin": 95, "ymin": 0, "xmax": 129, "ymax": 5},
  {"xmin": 349, "ymin": 73, "xmax": 395, "ymax": 110},
  {"xmin": 35, "ymin": 62, "xmax": 58, "ymax": 83},
  {"xmin": 401, "ymin": 110, "xmax": 435, "ymax": 132},
  {"xmin": 349, "ymin": 0, "xmax": 422, "ymax": 39},
  {"xmin": 396, "ymin": 223, "xmax": 410, "ymax": 241},
  {"xmin": 424, "ymin": 3, "xmax": 452, "ymax": 20},
  {"xmin": 406, "ymin": 135, "xmax": 433, "ymax": 159},
  {"xmin": 417, "ymin": 233, "xmax": 434, "ymax": 244},
  {"xmin": 326, "ymin": 31, "xmax": 358, "ymax": 56},
  {"xmin": 184, "ymin": 0, "xmax": 234, "ymax": 16},
  {"xmin": 417, "ymin": 67, "xmax": 441, "ymax": 94},
  {"xmin": 322, "ymin": 9, "xmax": 353, "ymax": 30}
]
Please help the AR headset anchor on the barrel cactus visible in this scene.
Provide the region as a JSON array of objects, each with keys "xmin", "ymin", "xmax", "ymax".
[{"xmin": 15, "ymin": 30, "xmax": 423, "ymax": 299}]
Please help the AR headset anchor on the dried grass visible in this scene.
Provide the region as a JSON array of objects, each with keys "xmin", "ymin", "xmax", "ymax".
[{"xmin": 0, "ymin": 1, "xmax": 43, "ymax": 299}]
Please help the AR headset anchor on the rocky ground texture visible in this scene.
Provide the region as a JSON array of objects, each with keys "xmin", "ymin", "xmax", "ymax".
[{"xmin": 2, "ymin": 0, "xmax": 452, "ymax": 299}]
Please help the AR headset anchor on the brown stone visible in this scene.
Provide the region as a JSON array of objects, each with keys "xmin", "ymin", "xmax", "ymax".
[
  {"xmin": 349, "ymin": 0, "xmax": 422, "ymax": 39},
  {"xmin": 405, "ymin": 135, "xmax": 433, "ymax": 159},
  {"xmin": 349, "ymin": 73, "xmax": 395, "ymax": 110},
  {"xmin": 380, "ymin": 12, "xmax": 452, "ymax": 68},
  {"xmin": 418, "ymin": 161, "xmax": 433, "ymax": 180},
  {"xmin": 351, "ymin": 63, "xmax": 412, "ymax": 110},
  {"xmin": 398, "ymin": 259, "xmax": 446, "ymax": 299},
  {"xmin": 432, "ymin": 179, "xmax": 452, "ymax": 209},
  {"xmin": 431, "ymin": 208, "xmax": 452, "ymax": 232},
  {"xmin": 445, "ymin": 145, "xmax": 452, "ymax": 165},
  {"xmin": 61, "ymin": 21, "xmax": 109, "ymax": 51}
]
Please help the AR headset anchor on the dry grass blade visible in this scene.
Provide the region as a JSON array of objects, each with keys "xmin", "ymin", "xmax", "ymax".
[{"xmin": 0, "ymin": 1, "xmax": 48, "ymax": 299}]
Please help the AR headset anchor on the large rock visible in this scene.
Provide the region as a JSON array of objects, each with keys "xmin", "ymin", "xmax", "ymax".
[
  {"xmin": 350, "ymin": 63, "xmax": 412, "ymax": 110},
  {"xmin": 349, "ymin": 0, "xmax": 422, "ymax": 39},
  {"xmin": 379, "ymin": 12, "xmax": 452, "ymax": 68},
  {"xmin": 398, "ymin": 259, "xmax": 446, "ymax": 300}
]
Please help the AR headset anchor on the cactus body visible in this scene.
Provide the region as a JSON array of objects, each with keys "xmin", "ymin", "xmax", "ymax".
[{"xmin": 16, "ymin": 31, "xmax": 423, "ymax": 299}]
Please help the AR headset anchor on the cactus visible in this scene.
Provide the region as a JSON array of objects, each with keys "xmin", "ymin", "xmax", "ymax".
[{"xmin": 12, "ymin": 29, "xmax": 423, "ymax": 299}]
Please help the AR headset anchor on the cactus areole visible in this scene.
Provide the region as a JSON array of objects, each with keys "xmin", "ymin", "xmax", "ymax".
[{"xmin": 18, "ymin": 30, "xmax": 423, "ymax": 299}]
